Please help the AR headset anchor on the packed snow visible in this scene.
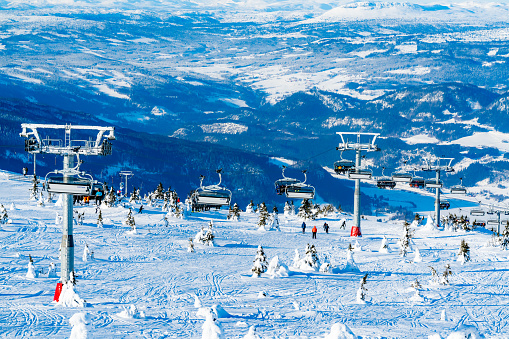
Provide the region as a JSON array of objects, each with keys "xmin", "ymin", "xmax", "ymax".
[{"xmin": 1, "ymin": 173, "xmax": 509, "ymax": 337}]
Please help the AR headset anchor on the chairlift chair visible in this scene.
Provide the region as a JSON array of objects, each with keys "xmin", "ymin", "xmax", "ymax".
[
  {"xmin": 439, "ymin": 200, "xmax": 450, "ymax": 210},
  {"xmin": 487, "ymin": 219, "xmax": 499, "ymax": 226},
  {"xmin": 472, "ymin": 220, "xmax": 486, "ymax": 228},
  {"xmin": 409, "ymin": 176, "xmax": 425, "ymax": 188},
  {"xmin": 470, "ymin": 209, "xmax": 485, "ymax": 217},
  {"xmin": 425, "ymin": 179, "xmax": 443, "ymax": 189},
  {"xmin": 376, "ymin": 167, "xmax": 396, "ymax": 189},
  {"xmin": 391, "ymin": 171, "xmax": 413, "ymax": 183},
  {"xmin": 45, "ymin": 172, "xmax": 93, "ymax": 195},
  {"xmin": 192, "ymin": 170, "xmax": 232, "ymax": 208},
  {"xmin": 285, "ymin": 170, "xmax": 315, "ymax": 200},
  {"xmin": 274, "ymin": 166, "xmax": 301, "ymax": 195},
  {"xmin": 334, "ymin": 158, "xmax": 355, "ymax": 175},
  {"xmin": 348, "ymin": 169, "xmax": 372, "ymax": 180},
  {"xmin": 450, "ymin": 177, "xmax": 467, "ymax": 194}
]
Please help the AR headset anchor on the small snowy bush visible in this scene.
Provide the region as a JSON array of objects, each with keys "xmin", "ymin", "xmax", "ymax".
[{"xmin": 69, "ymin": 312, "xmax": 89, "ymax": 339}]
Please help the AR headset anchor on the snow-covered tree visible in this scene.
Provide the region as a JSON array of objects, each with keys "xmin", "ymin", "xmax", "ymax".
[
  {"xmin": 37, "ymin": 192, "xmax": 45, "ymax": 206},
  {"xmin": 125, "ymin": 208, "xmax": 136, "ymax": 232},
  {"xmin": 48, "ymin": 262, "xmax": 57, "ymax": 278},
  {"xmin": 26, "ymin": 254, "xmax": 37, "ymax": 278},
  {"xmin": 188, "ymin": 238, "xmax": 195, "ymax": 253},
  {"xmin": 379, "ymin": 235, "xmax": 390, "ymax": 253},
  {"xmin": 246, "ymin": 200, "xmax": 256, "ymax": 214},
  {"xmin": 97, "ymin": 209, "xmax": 103, "ymax": 228},
  {"xmin": 29, "ymin": 175, "xmax": 39, "ymax": 200},
  {"xmin": 283, "ymin": 201, "xmax": 295, "ymax": 217},
  {"xmin": 155, "ymin": 182, "xmax": 165, "ymax": 200},
  {"xmin": 302, "ymin": 244, "xmax": 320, "ymax": 270},
  {"xmin": 266, "ymin": 256, "xmax": 289, "ymax": 278},
  {"xmin": 201, "ymin": 309, "xmax": 224, "ymax": 339},
  {"xmin": 129, "ymin": 188, "xmax": 141, "ymax": 203},
  {"xmin": 501, "ymin": 221, "xmax": 509, "ymax": 250},
  {"xmin": 441, "ymin": 264, "xmax": 453, "ymax": 285},
  {"xmin": 398, "ymin": 221, "xmax": 413, "ymax": 257},
  {"xmin": 413, "ymin": 247, "xmax": 423, "ymax": 263},
  {"xmin": 356, "ymin": 273, "xmax": 368, "ymax": 304},
  {"xmin": 410, "ymin": 279, "xmax": 425, "ymax": 303},
  {"xmin": 103, "ymin": 187, "xmax": 117, "ymax": 207},
  {"xmin": 345, "ymin": 244, "xmax": 359, "ymax": 272},
  {"xmin": 195, "ymin": 221, "xmax": 215, "ymax": 246},
  {"xmin": 457, "ymin": 240, "xmax": 470, "ymax": 264},
  {"xmin": 321, "ymin": 204, "xmax": 335, "ymax": 217},
  {"xmin": 0, "ymin": 204, "xmax": 8, "ymax": 224},
  {"xmin": 268, "ymin": 206, "xmax": 280, "ymax": 231},
  {"xmin": 251, "ymin": 245, "xmax": 268, "ymax": 277},
  {"xmin": 257, "ymin": 202, "xmax": 270, "ymax": 229},
  {"xmin": 227, "ymin": 203, "xmax": 241, "ymax": 221},
  {"xmin": 69, "ymin": 312, "xmax": 89, "ymax": 339},
  {"xmin": 242, "ymin": 326, "xmax": 261, "ymax": 339},
  {"xmin": 82, "ymin": 244, "xmax": 93, "ymax": 262},
  {"xmin": 298, "ymin": 199, "xmax": 314, "ymax": 220}
]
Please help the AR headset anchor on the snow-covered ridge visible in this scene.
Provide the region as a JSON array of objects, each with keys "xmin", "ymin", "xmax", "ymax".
[
  {"xmin": 200, "ymin": 123, "xmax": 248, "ymax": 134},
  {"xmin": 305, "ymin": 1, "xmax": 509, "ymax": 23}
]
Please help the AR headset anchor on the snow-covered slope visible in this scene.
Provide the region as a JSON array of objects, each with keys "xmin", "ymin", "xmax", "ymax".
[{"xmin": 0, "ymin": 171, "xmax": 507, "ymax": 337}]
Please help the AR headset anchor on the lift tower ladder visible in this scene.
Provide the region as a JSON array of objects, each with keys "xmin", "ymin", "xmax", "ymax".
[
  {"xmin": 336, "ymin": 132, "xmax": 380, "ymax": 237},
  {"xmin": 20, "ymin": 124, "xmax": 115, "ymax": 284}
]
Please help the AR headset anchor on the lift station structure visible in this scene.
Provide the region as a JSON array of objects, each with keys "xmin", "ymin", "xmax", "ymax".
[
  {"xmin": 336, "ymin": 132, "xmax": 380, "ymax": 237},
  {"xmin": 20, "ymin": 124, "xmax": 115, "ymax": 284}
]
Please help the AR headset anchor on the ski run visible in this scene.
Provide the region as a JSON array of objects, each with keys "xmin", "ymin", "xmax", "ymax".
[{"xmin": 0, "ymin": 173, "xmax": 507, "ymax": 338}]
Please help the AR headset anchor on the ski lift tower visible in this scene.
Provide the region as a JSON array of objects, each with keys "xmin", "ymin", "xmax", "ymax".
[
  {"xmin": 119, "ymin": 171, "xmax": 134, "ymax": 197},
  {"xmin": 20, "ymin": 124, "xmax": 115, "ymax": 284},
  {"xmin": 336, "ymin": 132, "xmax": 380, "ymax": 237},
  {"xmin": 420, "ymin": 157, "xmax": 454, "ymax": 228}
]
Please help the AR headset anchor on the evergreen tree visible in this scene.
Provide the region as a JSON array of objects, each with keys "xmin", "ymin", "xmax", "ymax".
[
  {"xmin": 227, "ymin": 203, "xmax": 241, "ymax": 221},
  {"xmin": 398, "ymin": 221, "xmax": 413, "ymax": 257},
  {"xmin": 257, "ymin": 202, "xmax": 270, "ymax": 229},
  {"xmin": 284, "ymin": 201, "xmax": 292, "ymax": 216},
  {"xmin": 188, "ymin": 238, "xmax": 195, "ymax": 253},
  {"xmin": 97, "ymin": 208, "xmax": 103, "ymax": 227},
  {"xmin": 0, "ymin": 204, "xmax": 8, "ymax": 224},
  {"xmin": 269, "ymin": 206, "xmax": 280, "ymax": 230},
  {"xmin": 29, "ymin": 175, "xmax": 39, "ymax": 200},
  {"xmin": 155, "ymin": 182, "xmax": 164, "ymax": 199},
  {"xmin": 322, "ymin": 204, "xmax": 335, "ymax": 216},
  {"xmin": 298, "ymin": 199, "xmax": 314, "ymax": 220},
  {"xmin": 246, "ymin": 200, "xmax": 256, "ymax": 213},
  {"xmin": 204, "ymin": 221, "xmax": 215, "ymax": 246},
  {"xmin": 458, "ymin": 239, "xmax": 470, "ymax": 264},
  {"xmin": 125, "ymin": 208, "xmax": 136, "ymax": 231},
  {"xmin": 441, "ymin": 264, "xmax": 453, "ymax": 285},
  {"xmin": 501, "ymin": 221, "xmax": 509, "ymax": 250},
  {"xmin": 251, "ymin": 245, "xmax": 268, "ymax": 277},
  {"xmin": 303, "ymin": 244, "xmax": 320, "ymax": 269},
  {"xmin": 104, "ymin": 187, "xmax": 117, "ymax": 207},
  {"xmin": 356, "ymin": 273, "xmax": 368, "ymax": 303}
]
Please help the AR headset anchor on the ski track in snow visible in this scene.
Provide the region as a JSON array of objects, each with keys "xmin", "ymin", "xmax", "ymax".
[{"xmin": 2, "ymin": 177, "xmax": 509, "ymax": 337}]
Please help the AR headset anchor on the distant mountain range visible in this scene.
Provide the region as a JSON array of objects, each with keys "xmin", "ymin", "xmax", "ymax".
[{"xmin": 1, "ymin": 6, "xmax": 509, "ymax": 208}]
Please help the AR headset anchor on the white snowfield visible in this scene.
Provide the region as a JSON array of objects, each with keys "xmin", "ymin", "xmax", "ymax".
[{"xmin": 0, "ymin": 176, "xmax": 507, "ymax": 338}]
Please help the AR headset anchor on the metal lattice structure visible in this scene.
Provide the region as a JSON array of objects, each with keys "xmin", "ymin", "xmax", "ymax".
[
  {"xmin": 336, "ymin": 132, "xmax": 380, "ymax": 236},
  {"xmin": 20, "ymin": 124, "xmax": 115, "ymax": 284}
]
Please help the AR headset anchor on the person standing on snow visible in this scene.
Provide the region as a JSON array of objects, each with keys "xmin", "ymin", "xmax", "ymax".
[
  {"xmin": 323, "ymin": 222, "xmax": 329, "ymax": 234},
  {"xmin": 312, "ymin": 225, "xmax": 317, "ymax": 239},
  {"xmin": 302, "ymin": 221, "xmax": 306, "ymax": 233}
]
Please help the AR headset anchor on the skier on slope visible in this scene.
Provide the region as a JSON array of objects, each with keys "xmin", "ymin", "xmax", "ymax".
[
  {"xmin": 312, "ymin": 225, "xmax": 317, "ymax": 239},
  {"xmin": 323, "ymin": 222, "xmax": 329, "ymax": 234},
  {"xmin": 302, "ymin": 221, "xmax": 306, "ymax": 233}
]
